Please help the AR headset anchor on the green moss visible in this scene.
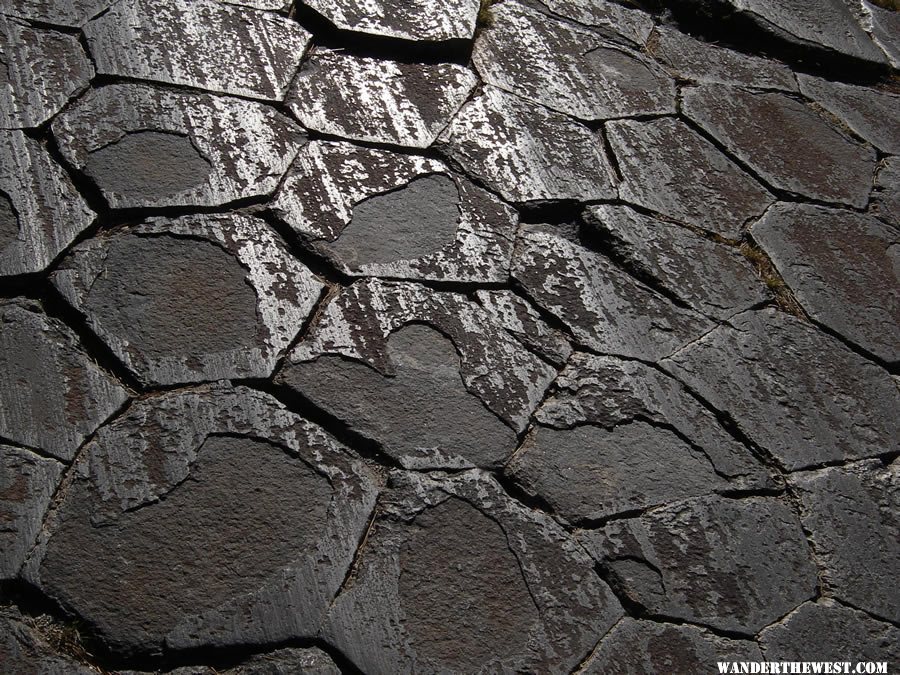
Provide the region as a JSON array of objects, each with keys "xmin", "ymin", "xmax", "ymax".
[{"xmin": 478, "ymin": 0, "xmax": 495, "ymax": 28}]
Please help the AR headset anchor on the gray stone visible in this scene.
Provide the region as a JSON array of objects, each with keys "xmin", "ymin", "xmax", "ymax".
[
  {"xmin": 0, "ymin": 446, "xmax": 63, "ymax": 580},
  {"xmin": 538, "ymin": 0, "xmax": 655, "ymax": 46},
  {"xmin": 272, "ymin": 141, "xmax": 517, "ymax": 282},
  {"xmin": 321, "ymin": 470, "xmax": 623, "ymax": 674},
  {"xmin": 53, "ymin": 83, "xmax": 305, "ymax": 210},
  {"xmin": 753, "ymin": 203, "xmax": 899, "ymax": 363},
  {"xmin": 512, "ymin": 225, "xmax": 713, "ymax": 360},
  {"xmin": 759, "ymin": 599, "xmax": 900, "ymax": 663},
  {"xmin": 300, "ymin": 0, "xmax": 480, "ymax": 41},
  {"xmin": 580, "ymin": 495, "xmax": 818, "ymax": 634},
  {"xmin": 607, "ymin": 117, "xmax": 773, "ymax": 238},
  {"xmin": 647, "ymin": 25, "xmax": 798, "ymax": 90},
  {"xmin": 0, "ymin": 130, "xmax": 94, "ymax": 278},
  {"xmin": 0, "ymin": 16, "xmax": 93, "ymax": 129},
  {"xmin": 585, "ymin": 204, "xmax": 768, "ymax": 319},
  {"xmin": 26, "ymin": 384, "xmax": 379, "ymax": 656},
  {"xmin": 789, "ymin": 460, "xmax": 899, "ymax": 624},
  {"xmin": 662, "ymin": 309, "xmax": 900, "ymax": 471},
  {"xmin": 858, "ymin": 0, "xmax": 900, "ymax": 69},
  {"xmin": 798, "ymin": 75, "xmax": 900, "ymax": 154},
  {"xmin": 287, "ymin": 51, "xmax": 476, "ymax": 148},
  {"xmin": 581, "ymin": 618, "xmax": 764, "ymax": 674},
  {"xmin": 437, "ymin": 86, "xmax": 617, "ymax": 203},
  {"xmin": 84, "ymin": 0, "xmax": 311, "ymax": 99},
  {"xmin": 223, "ymin": 647, "xmax": 341, "ymax": 675},
  {"xmin": 52, "ymin": 214, "xmax": 324, "ymax": 387},
  {"xmin": 874, "ymin": 157, "xmax": 900, "ymax": 226},
  {"xmin": 0, "ymin": 606, "xmax": 95, "ymax": 675},
  {"xmin": 0, "ymin": 301, "xmax": 128, "ymax": 462},
  {"xmin": 683, "ymin": 84, "xmax": 876, "ymax": 208},
  {"xmin": 0, "ymin": 0, "xmax": 110, "ymax": 26},
  {"xmin": 474, "ymin": 2, "xmax": 675, "ymax": 120},
  {"xmin": 277, "ymin": 280, "xmax": 556, "ymax": 468}
]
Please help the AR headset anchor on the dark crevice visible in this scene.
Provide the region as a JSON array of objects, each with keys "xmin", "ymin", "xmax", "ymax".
[{"xmin": 493, "ymin": 469, "xmax": 560, "ymax": 521}]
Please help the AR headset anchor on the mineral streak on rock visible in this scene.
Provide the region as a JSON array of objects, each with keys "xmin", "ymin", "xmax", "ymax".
[
  {"xmin": 288, "ymin": 51, "xmax": 477, "ymax": 148},
  {"xmin": 272, "ymin": 141, "xmax": 517, "ymax": 282},
  {"xmin": 606, "ymin": 117, "xmax": 773, "ymax": 238},
  {"xmin": 538, "ymin": 0, "xmax": 655, "ymax": 47},
  {"xmin": 663, "ymin": 309, "xmax": 900, "ymax": 471},
  {"xmin": 0, "ymin": 16, "xmax": 93, "ymax": 129},
  {"xmin": 512, "ymin": 225, "xmax": 714, "ymax": 360},
  {"xmin": 53, "ymin": 83, "xmax": 305, "ymax": 210},
  {"xmin": 438, "ymin": 86, "xmax": 618, "ymax": 203},
  {"xmin": 84, "ymin": 0, "xmax": 311, "ymax": 100},
  {"xmin": 0, "ymin": 301, "xmax": 128, "ymax": 462},
  {"xmin": 682, "ymin": 84, "xmax": 876, "ymax": 208},
  {"xmin": 753, "ymin": 203, "xmax": 899, "ymax": 364},
  {"xmin": 26, "ymin": 384, "xmax": 379, "ymax": 656},
  {"xmin": 473, "ymin": 2, "xmax": 676, "ymax": 121},
  {"xmin": 51, "ymin": 214, "xmax": 324, "ymax": 386},
  {"xmin": 0, "ymin": 0, "xmax": 111, "ymax": 26},
  {"xmin": 300, "ymin": 0, "xmax": 481, "ymax": 41},
  {"xmin": 853, "ymin": 0, "xmax": 900, "ymax": 69},
  {"xmin": 321, "ymin": 470, "xmax": 623, "ymax": 674},
  {"xmin": 0, "ymin": 129, "xmax": 94, "ymax": 278},
  {"xmin": 581, "ymin": 495, "xmax": 819, "ymax": 634}
]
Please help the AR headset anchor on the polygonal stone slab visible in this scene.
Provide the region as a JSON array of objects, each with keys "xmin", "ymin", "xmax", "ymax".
[
  {"xmin": 321, "ymin": 470, "xmax": 623, "ymax": 674},
  {"xmin": 53, "ymin": 83, "xmax": 305, "ymax": 210},
  {"xmin": 662, "ymin": 309, "xmax": 900, "ymax": 471},
  {"xmin": 84, "ymin": 0, "xmax": 311, "ymax": 100},
  {"xmin": 0, "ymin": 0, "xmax": 110, "ymax": 26},
  {"xmin": 0, "ymin": 16, "xmax": 93, "ymax": 129},
  {"xmin": 581, "ymin": 618, "xmax": 764, "ymax": 673},
  {"xmin": 585, "ymin": 204, "xmax": 768, "ymax": 319},
  {"xmin": 0, "ymin": 606, "xmax": 95, "ymax": 674},
  {"xmin": 606, "ymin": 117, "xmax": 773, "ymax": 238},
  {"xmin": 857, "ymin": 0, "xmax": 900, "ymax": 69},
  {"xmin": 0, "ymin": 301, "xmax": 128, "ymax": 462},
  {"xmin": 287, "ymin": 51, "xmax": 477, "ymax": 148},
  {"xmin": 683, "ymin": 84, "xmax": 876, "ymax": 208},
  {"xmin": 0, "ymin": 130, "xmax": 94, "ymax": 278},
  {"xmin": 647, "ymin": 25, "xmax": 798, "ymax": 90},
  {"xmin": 538, "ymin": 0, "xmax": 655, "ymax": 46},
  {"xmin": 0, "ymin": 446, "xmax": 63, "ymax": 580},
  {"xmin": 789, "ymin": 460, "xmax": 899, "ymax": 624},
  {"xmin": 277, "ymin": 280, "xmax": 556, "ymax": 469},
  {"xmin": 753, "ymin": 203, "xmax": 899, "ymax": 364},
  {"xmin": 300, "ymin": 0, "xmax": 480, "ymax": 41},
  {"xmin": 52, "ymin": 214, "xmax": 324, "ymax": 387},
  {"xmin": 512, "ymin": 225, "xmax": 713, "ymax": 360},
  {"xmin": 798, "ymin": 75, "xmax": 900, "ymax": 155},
  {"xmin": 271, "ymin": 141, "xmax": 517, "ymax": 282},
  {"xmin": 474, "ymin": 2, "xmax": 676, "ymax": 120},
  {"xmin": 26, "ymin": 384, "xmax": 379, "ymax": 656},
  {"xmin": 507, "ymin": 352, "xmax": 773, "ymax": 522},
  {"xmin": 437, "ymin": 86, "xmax": 618, "ymax": 203},
  {"xmin": 874, "ymin": 157, "xmax": 899, "ymax": 226},
  {"xmin": 759, "ymin": 599, "xmax": 900, "ymax": 664},
  {"xmin": 580, "ymin": 495, "xmax": 819, "ymax": 634}
]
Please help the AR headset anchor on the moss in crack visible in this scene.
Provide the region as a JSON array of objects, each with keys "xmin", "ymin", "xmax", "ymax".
[
  {"xmin": 740, "ymin": 242, "xmax": 806, "ymax": 318},
  {"xmin": 477, "ymin": 0, "xmax": 496, "ymax": 29},
  {"xmin": 870, "ymin": 0, "xmax": 899, "ymax": 10}
]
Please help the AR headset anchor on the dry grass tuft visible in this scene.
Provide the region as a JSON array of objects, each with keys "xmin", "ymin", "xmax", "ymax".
[
  {"xmin": 27, "ymin": 614, "xmax": 98, "ymax": 669},
  {"xmin": 740, "ymin": 242, "xmax": 806, "ymax": 318},
  {"xmin": 870, "ymin": 0, "xmax": 900, "ymax": 10}
]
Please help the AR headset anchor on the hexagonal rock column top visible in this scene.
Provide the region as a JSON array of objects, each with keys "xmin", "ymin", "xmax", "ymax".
[
  {"xmin": 277, "ymin": 279, "xmax": 557, "ymax": 469},
  {"xmin": 682, "ymin": 84, "xmax": 876, "ymax": 208},
  {"xmin": 473, "ymin": 2, "xmax": 675, "ymax": 121},
  {"xmin": 0, "ymin": 0, "xmax": 110, "ymax": 26},
  {"xmin": 321, "ymin": 470, "xmax": 623, "ymax": 674},
  {"xmin": 0, "ymin": 16, "xmax": 93, "ymax": 129},
  {"xmin": 538, "ymin": 0, "xmax": 655, "ymax": 47},
  {"xmin": 0, "ymin": 606, "xmax": 95, "ymax": 675},
  {"xmin": 53, "ymin": 83, "xmax": 305, "ymax": 210},
  {"xmin": 512, "ymin": 225, "xmax": 713, "ymax": 361},
  {"xmin": 0, "ymin": 130, "xmax": 94, "ymax": 278},
  {"xmin": 0, "ymin": 445, "xmax": 63, "ymax": 580},
  {"xmin": 580, "ymin": 495, "xmax": 819, "ymax": 634},
  {"xmin": 437, "ymin": 86, "xmax": 618, "ymax": 203},
  {"xmin": 25, "ymin": 384, "xmax": 379, "ymax": 657},
  {"xmin": 0, "ymin": 301, "xmax": 127, "ymax": 462},
  {"xmin": 580, "ymin": 619, "xmax": 763, "ymax": 673},
  {"xmin": 51, "ymin": 214, "xmax": 324, "ymax": 387},
  {"xmin": 753, "ymin": 203, "xmax": 899, "ymax": 364},
  {"xmin": 759, "ymin": 599, "xmax": 900, "ymax": 664},
  {"xmin": 272, "ymin": 141, "xmax": 517, "ymax": 282},
  {"xmin": 662, "ymin": 309, "xmax": 900, "ymax": 471},
  {"xmin": 299, "ymin": 0, "xmax": 481, "ymax": 42},
  {"xmin": 789, "ymin": 460, "xmax": 899, "ymax": 624},
  {"xmin": 585, "ymin": 205, "xmax": 768, "ymax": 320},
  {"xmin": 83, "ymin": 0, "xmax": 311, "ymax": 100},
  {"xmin": 287, "ymin": 51, "xmax": 477, "ymax": 148},
  {"xmin": 606, "ymin": 117, "xmax": 773, "ymax": 239},
  {"xmin": 506, "ymin": 352, "xmax": 773, "ymax": 523}
]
